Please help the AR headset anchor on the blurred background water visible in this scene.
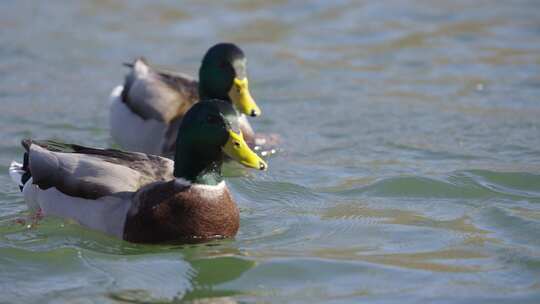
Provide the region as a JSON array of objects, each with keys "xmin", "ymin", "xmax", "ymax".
[{"xmin": 1, "ymin": 1, "xmax": 540, "ymax": 303}]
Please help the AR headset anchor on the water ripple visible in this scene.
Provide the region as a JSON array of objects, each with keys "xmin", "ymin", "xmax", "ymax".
[{"xmin": 321, "ymin": 170, "xmax": 540, "ymax": 201}]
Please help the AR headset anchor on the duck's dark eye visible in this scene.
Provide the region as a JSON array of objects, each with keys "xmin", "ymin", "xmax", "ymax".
[
  {"xmin": 207, "ymin": 115, "xmax": 221, "ymax": 124},
  {"xmin": 233, "ymin": 141, "xmax": 241, "ymax": 148}
]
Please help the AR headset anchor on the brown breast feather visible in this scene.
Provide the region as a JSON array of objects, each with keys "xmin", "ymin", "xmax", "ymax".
[{"xmin": 123, "ymin": 180, "xmax": 240, "ymax": 244}]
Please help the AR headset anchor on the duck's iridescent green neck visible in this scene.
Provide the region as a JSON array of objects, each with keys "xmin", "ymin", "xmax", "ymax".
[{"xmin": 173, "ymin": 145, "xmax": 224, "ymax": 185}]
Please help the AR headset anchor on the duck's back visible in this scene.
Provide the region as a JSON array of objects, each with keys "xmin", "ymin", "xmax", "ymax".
[
  {"xmin": 110, "ymin": 58, "xmax": 199, "ymax": 155},
  {"xmin": 122, "ymin": 58, "xmax": 199, "ymax": 123}
]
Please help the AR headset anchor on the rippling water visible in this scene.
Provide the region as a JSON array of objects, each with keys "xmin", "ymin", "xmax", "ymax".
[{"xmin": 1, "ymin": 1, "xmax": 540, "ymax": 303}]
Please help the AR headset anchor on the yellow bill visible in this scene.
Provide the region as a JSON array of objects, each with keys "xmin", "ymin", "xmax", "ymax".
[
  {"xmin": 228, "ymin": 77, "xmax": 261, "ymax": 117},
  {"xmin": 223, "ymin": 129, "xmax": 267, "ymax": 170}
]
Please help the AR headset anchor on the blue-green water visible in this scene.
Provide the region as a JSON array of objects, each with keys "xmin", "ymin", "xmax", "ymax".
[{"xmin": 1, "ymin": 1, "xmax": 540, "ymax": 303}]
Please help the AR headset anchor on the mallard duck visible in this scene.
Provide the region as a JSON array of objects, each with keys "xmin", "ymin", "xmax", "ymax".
[
  {"xmin": 9, "ymin": 100, "xmax": 267, "ymax": 243},
  {"xmin": 110, "ymin": 43, "xmax": 262, "ymax": 156}
]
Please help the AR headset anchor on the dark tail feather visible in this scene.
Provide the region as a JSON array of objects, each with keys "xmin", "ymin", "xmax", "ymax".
[{"xmin": 21, "ymin": 150, "xmax": 31, "ymax": 189}]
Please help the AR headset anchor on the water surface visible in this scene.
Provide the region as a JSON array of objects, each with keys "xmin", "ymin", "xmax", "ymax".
[{"xmin": 1, "ymin": 1, "xmax": 540, "ymax": 303}]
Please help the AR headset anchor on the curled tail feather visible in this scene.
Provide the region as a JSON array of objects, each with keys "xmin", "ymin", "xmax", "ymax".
[
  {"xmin": 9, "ymin": 161, "xmax": 24, "ymax": 189},
  {"xmin": 9, "ymin": 140, "xmax": 32, "ymax": 191}
]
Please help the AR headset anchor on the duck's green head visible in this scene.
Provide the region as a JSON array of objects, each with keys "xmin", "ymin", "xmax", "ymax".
[
  {"xmin": 199, "ymin": 43, "xmax": 261, "ymax": 117},
  {"xmin": 173, "ymin": 99, "xmax": 267, "ymax": 185}
]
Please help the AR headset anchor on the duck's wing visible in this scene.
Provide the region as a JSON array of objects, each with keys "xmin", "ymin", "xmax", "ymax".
[
  {"xmin": 121, "ymin": 58, "xmax": 199, "ymax": 123},
  {"xmin": 160, "ymin": 115, "xmax": 184, "ymax": 157},
  {"xmin": 22, "ymin": 139, "xmax": 174, "ymax": 200}
]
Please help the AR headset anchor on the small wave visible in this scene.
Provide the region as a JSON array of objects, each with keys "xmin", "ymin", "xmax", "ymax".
[
  {"xmin": 325, "ymin": 170, "xmax": 540, "ymax": 200},
  {"xmin": 330, "ymin": 175, "xmax": 488, "ymax": 199},
  {"xmin": 459, "ymin": 170, "xmax": 540, "ymax": 199}
]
